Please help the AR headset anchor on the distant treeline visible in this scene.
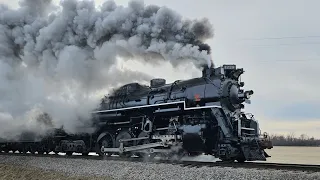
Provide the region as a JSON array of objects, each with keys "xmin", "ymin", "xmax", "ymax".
[{"xmin": 269, "ymin": 134, "xmax": 320, "ymax": 146}]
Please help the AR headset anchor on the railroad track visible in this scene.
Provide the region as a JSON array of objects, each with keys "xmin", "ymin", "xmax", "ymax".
[
  {"xmin": 1, "ymin": 152, "xmax": 319, "ymax": 172},
  {"xmin": 177, "ymin": 161, "xmax": 320, "ymax": 172}
]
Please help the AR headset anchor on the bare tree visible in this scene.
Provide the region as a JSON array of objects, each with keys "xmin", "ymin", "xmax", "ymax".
[{"xmin": 270, "ymin": 133, "xmax": 320, "ymax": 146}]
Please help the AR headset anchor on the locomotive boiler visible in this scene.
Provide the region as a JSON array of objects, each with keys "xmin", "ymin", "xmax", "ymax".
[
  {"xmin": 0, "ymin": 64, "xmax": 273, "ymax": 162},
  {"xmin": 93, "ymin": 64, "xmax": 273, "ymax": 162}
]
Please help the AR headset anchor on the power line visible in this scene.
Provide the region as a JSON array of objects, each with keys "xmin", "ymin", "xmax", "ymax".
[
  {"xmin": 253, "ymin": 58, "xmax": 320, "ymax": 63},
  {"xmin": 217, "ymin": 58, "xmax": 320, "ymax": 65},
  {"xmin": 259, "ymin": 59, "xmax": 319, "ymax": 62},
  {"xmin": 248, "ymin": 42, "xmax": 320, "ymax": 47},
  {"xmin": 238, "ymin": 36, "xmax": 320, "ymax": 41}
]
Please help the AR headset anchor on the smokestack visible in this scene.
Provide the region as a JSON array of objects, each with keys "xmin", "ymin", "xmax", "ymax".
[
  {"xmin": 202, "ymin": 66, "xmax": 209, "ymax": 78},
  {"xmin": 201, "ymin": 56, "xmax": 214, "ymax": 78},
  {"xmin": 202, "ymin": 66, "xmax": 214, "ymax": 78}
]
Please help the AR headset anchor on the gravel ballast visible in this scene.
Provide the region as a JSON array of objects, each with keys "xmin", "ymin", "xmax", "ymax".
[
  {"xmin": 0, "ymin": 155, "xmax": 319, "ymax": 180},
  {"xmin": 0, "ymin": 163, "xmax": 111, "ymax": 180}
]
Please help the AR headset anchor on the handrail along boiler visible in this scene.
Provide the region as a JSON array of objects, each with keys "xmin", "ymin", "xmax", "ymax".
[{"xmin": 94, "ymin": 64, "xmax": 273, "ymax": 162}]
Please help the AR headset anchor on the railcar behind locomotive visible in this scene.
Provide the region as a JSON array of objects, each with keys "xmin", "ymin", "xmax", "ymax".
[{"xmin": 0, "ymin": 64, "xmax": 273, "ymax": 162}]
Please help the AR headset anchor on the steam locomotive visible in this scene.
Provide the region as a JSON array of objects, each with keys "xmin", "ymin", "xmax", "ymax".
[{"xmin": 0, "ymin": 64, "xmax": 273, "ymax": 162}]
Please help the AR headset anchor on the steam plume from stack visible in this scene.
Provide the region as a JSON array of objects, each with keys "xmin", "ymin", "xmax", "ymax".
[{"xmin": 0, "ymin": 0, "xmax": 214, "ymax": 138}]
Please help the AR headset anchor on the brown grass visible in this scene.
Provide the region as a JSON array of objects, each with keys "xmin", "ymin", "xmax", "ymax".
[{"xmin": 0, "ymin": 164, "xmax": 113, "ymax": 180}]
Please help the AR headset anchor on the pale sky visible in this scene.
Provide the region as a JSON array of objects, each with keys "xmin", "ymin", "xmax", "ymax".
[{"xmin": 2, "ymin": 0, "xmax": 320, "ymax": 138}]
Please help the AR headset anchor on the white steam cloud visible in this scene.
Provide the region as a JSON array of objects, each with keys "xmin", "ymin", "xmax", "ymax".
[{"xmin": 0, "ymin": 0, "xmax": 214, "ymax": 139}]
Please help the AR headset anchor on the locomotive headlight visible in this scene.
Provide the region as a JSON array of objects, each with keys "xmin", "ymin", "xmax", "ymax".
[
  {"xmin": 244, "ymin": 90, "xmax": 254, "ymax": 99},
  {"xmin": 238, "ymin": 90, "xmax": 254, "ymax": 99}
]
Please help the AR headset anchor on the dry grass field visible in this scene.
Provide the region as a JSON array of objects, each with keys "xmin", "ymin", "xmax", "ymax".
[{"xmin": 0, "ymin": 164, "xmax": 112, "ymax": 180}]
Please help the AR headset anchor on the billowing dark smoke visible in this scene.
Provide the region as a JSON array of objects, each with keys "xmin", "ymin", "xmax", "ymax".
[{"xmin": 0, "ymin": 0, "xmax": 214, "ymax": 138}]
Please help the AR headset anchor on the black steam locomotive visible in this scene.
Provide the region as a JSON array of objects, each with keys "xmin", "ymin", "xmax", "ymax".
[{"xmin": 0, "ymin": 64, "xmax": 273, "ymax": 162}]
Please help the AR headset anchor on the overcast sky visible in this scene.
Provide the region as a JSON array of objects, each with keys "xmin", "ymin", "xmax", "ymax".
[{"xmin": 2, "ymin": 0, "xmax": 320, "ymax": 138}]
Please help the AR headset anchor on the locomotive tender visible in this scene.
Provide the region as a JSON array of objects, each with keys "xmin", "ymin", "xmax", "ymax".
[{"xmin": 0, "ymin": 64, "xmax": 273, "ymax": 162}]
